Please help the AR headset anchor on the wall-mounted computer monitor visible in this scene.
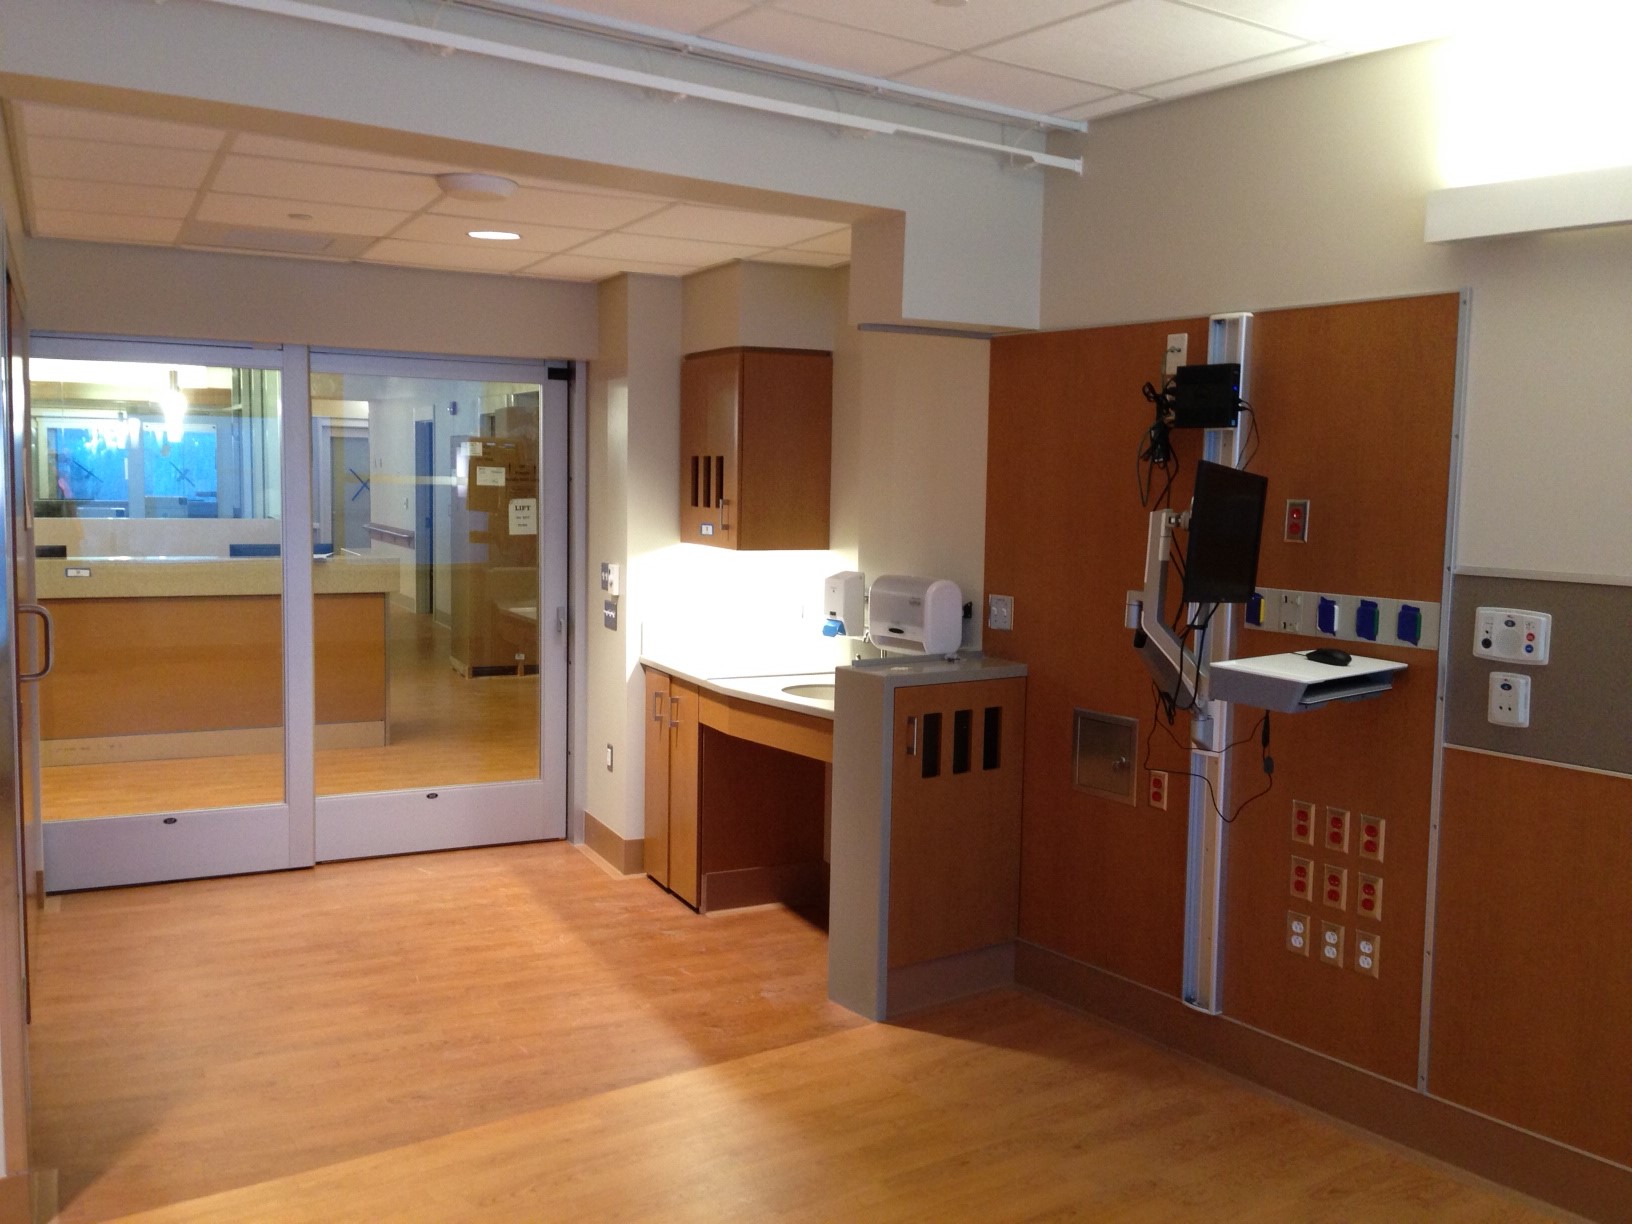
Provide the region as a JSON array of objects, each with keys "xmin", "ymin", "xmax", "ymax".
[{"xmin": 1181, "ymin": 460, "xmax": 1268, "ymax": 605}]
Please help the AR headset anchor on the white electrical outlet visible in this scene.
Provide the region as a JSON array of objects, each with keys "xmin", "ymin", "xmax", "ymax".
[
  {"xmin": 988, "ymin": 593, "xmax": 1014, "ymax": 631},
  {"xmin": 1488, "ymin": 671, "xmax": 1531, "ymax": 727}
]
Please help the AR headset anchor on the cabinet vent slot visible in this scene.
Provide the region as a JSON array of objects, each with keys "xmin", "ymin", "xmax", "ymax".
[
  {"xmin": 715, "ymin": 456, "xmax": 725, "ymax": 508},
  {"xmin": 921, "ymin": 712, "xmax": 942, "ymax": 778},
  {"xmin": 952, "ymin": 709, "xmax": 972, "ymax": 774},
  {"xmin": 982, "ymin": 707, "xmax": 1002, "ymax": 770},
  {"xmin": 690, "ymin": 456, "xmax": 699, "ymax": 508},
  {"xmin": 702, "ymin": 453, "xmax": 713, "ymax": 507}
]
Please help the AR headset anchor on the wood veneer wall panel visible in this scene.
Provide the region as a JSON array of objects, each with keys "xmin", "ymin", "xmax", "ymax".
[
  {"xmin": 985, "ymin": 319, "xmax": 1210, "ymax": 994},
  {"xmin": 738, "ymin": 349, "xmax": 831, "ymax": 551},
  {"xmin": 1219, "ymin": 294, "xmax": 1459, "ymax": 1085},
  {"xmin": 1429, "ymin": 748, "xmax": 1632, "ymax": 1166}
]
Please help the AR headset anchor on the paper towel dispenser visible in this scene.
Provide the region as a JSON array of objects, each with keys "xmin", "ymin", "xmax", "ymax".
[{"xmin": 867, "ymin": 574, "xmax": 962, "ymax": 657}]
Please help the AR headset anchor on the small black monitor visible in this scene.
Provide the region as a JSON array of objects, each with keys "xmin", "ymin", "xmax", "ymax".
[
  {"xmin": 1170, "ymin": 363, "xmax": 1241, "ymax": 428},
  {"xmin": 1182, "ymin": 460, "xmax": 1268, "ymax": 605}
]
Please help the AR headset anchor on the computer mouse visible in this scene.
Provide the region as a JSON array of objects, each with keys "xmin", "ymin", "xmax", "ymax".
[{"xmin": 1307, "ymin": 647, "xmax": 1352, "ymax": 666}]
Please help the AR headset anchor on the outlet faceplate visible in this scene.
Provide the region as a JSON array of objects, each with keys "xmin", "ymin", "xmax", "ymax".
[
  {"xmin": 1286, "ymin": 911, "xmax": 1311, "ymax": 956},
  {"xmin": 1319, "ymin": 921, "xmax": 1345, "ymax": 968},
  {"xmin": 1148, "ymin": 770, "xmax": 1169, "ymax": 810},
  {"xmin": 1488, "ymin": 671, "xmax": 1531, "ymax": 727},
  {"xmin": 987, "ymin": 593, "xmax": 1014, "ymax": 631},
  {"xmin": 1355, "ymin": 930, "xmax": 1381, "ymax": 978}
]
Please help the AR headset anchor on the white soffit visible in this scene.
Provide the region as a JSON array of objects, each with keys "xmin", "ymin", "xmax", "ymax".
[{"xmin": 1425, "ymin": 165, "xmax": 1632, "ymax": 243}]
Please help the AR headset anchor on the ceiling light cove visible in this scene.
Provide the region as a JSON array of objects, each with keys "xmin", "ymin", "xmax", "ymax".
[{"xmin": 468, "ymin": 230, "xmax": 522, "ymax": 241}]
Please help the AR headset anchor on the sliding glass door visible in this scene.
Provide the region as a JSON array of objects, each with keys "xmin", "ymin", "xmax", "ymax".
[{"xmin": 30, "ymin": 339, "xmax": 569, "ymax": 890}]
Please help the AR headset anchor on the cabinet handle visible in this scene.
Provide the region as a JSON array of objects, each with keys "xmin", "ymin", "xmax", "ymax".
[
  {"xmin": 905, "ymin": 715, "xmax": 918, "ymax": 757},
  {"xmin": 653, "ymin": 692, "xmax": 665, "ymax": 723},
  {"xmin": 18, "ymin": 604, "xmax": 53, "ymax": 682},
  {"xmin": 669, "ymin": 695, "xmax": 681, "ymax": 728}
]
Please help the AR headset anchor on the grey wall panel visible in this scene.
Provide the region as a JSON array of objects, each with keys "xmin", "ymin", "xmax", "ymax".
[{"xmin": 1444, "ymin": 574, "xmax": 1632, "ymax": 775}]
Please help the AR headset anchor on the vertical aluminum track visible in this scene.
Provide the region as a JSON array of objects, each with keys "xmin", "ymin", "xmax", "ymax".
[{"xmin": 1181, "ymin": 312, "xmax": 1252, "ymax": 1013}]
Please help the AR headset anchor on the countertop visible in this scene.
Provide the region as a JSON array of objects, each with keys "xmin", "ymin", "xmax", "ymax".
[
  {"xmin": 35, "ymin": 555, "xmax": 403, "ymax": 600},
  {"xmin": 640, "ymin": 655, "xmax": 836, "ymax": 719}
]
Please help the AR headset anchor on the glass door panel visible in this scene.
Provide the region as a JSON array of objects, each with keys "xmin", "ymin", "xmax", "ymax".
[
  {"xmin": 308, "ymin": 364, "xmax": 562, "ymax": 859},
  {"xmin": 30, "ymin": 351, "xmax": 289, "ymax": 887}
]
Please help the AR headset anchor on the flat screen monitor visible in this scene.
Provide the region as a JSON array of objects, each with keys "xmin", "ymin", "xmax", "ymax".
[{"xmin": 1182, "ymin": 460, "xmax": 1268, "ymax": 605}]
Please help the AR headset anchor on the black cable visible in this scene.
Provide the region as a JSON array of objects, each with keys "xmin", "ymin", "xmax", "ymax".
[
  {"xmin": 1236, "ymin": 402, "xmax": 1261, "ymax": 470},
  {"xmin": 1142, "ymin": 687, "xmax": 1275, "ymax": 824}
]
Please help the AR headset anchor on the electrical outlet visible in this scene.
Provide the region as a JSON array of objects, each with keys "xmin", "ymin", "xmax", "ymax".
[
  {"xmin": 1323, "ymin": 807, "xmax": 1350, "ymax": 855},
  {"xmin": 1286, "ymin": 911, "xmax": 1311, "ymax": 956},
  {"xmin": 1354, "ymin": 930, "xmax": 1381, "ymax": 978},
  {"xmin": 1284, "ymin": 499, "xmax": 1310, "ymax": 543},
  {"xmin": 1291, "ymin": 800, "xmax": 1315, "ymax": 845},
  {"xmin": 987, "ymin": 593, "xmax": 1014, "ymax": 631},
  {"xmin": 1488, "ymin": 672, "xmax": 1531, "ymax": 727},
  {"xmin": 1322, "ymin": 864, "xmax": 1348, "ymax": 911},
  {"xmin": 1277, "ymin": 591, "xmax": 1304, "ymax": 633},
  {"xmin": 1289, "ymin": 856, "xmax": 1313, "ymax": 902},
  {"xmin": 1357, "ymin": 872, "xmax": 1383, "ymax": 921},
  {"xmin": 1358, "ymin": 814, "xmax": 1385, "ymax": 863},
  {"xmin": 1319, "ymin": 921, "xmax": 1345, "ymax": 968},
  {"xmin": 1148, "ymin": 770, "xmax": 1169, "ymax": 810}
]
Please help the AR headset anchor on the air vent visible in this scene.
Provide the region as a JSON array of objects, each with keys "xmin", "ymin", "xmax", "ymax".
[{"xmin": 216, "ymin": 227, "xmax": 336, "ymax": 254}]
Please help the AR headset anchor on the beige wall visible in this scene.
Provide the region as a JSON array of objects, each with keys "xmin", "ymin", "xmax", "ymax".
[
  {"xmin": 681, "ymin": 262, "xmax": 839, "ymax": 355},
  {"xmin": 25, "ymin": 240, "xmax": 597, "ymax": 359},
  {"xmin": 1042, "ymin": 41, "xmax": 1632, "ymax": 583}
]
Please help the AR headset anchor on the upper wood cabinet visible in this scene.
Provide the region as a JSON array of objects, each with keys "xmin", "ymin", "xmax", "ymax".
[{"xmin": 680, "ymin": 347, "xmax": 832, "ymax": 551}]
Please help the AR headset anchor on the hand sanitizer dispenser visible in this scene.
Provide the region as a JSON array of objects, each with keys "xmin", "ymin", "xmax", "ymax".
[{"xmin": 823, "ymin": 571, "xmax": 865, "ymax": 638}]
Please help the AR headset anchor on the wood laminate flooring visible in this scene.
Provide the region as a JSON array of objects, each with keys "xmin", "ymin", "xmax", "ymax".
[{"xmin": 30, "ymin": 844, "xmax": 1554, "ymax": 1223}]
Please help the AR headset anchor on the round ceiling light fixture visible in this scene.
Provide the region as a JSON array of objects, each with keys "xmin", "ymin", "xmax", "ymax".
[
  {"xmin": 436, "ymin": 172, "xmax": 518, "ymax": 202},
  {"xmin": 468, "ymin": 230, "xmax": 521, "ymax": 241}
]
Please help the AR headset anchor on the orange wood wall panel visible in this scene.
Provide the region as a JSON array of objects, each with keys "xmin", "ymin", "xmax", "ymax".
[
  {"xmin": 1217, "ymin": 294, "xmax": 1460, "ymax": 1085},
  {"xmin": 985, "ymin": 319, "xmax": 1211, "ymax": 995},
  {"xmin": 738, "ymin": 349, "xmax": 831, "ymax": 552},
  {"xmin": 1429, "ymin": 748, "xmax": 1632, "ymax": 1167}
]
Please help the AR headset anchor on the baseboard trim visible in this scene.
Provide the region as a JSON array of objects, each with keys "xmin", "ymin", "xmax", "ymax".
[
  {"xmin": 1015, "ymin": 941, "xmax": 1632, "ymax": 1223},
  {"xmin": 582, "ymin": 811, "xmax": 643, "ymax": 876}
]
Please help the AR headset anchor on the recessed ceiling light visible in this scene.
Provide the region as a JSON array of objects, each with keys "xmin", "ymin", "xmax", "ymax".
[{"xmin": 468, "ymin": 230, "xmax": 521, "ymax": 241}]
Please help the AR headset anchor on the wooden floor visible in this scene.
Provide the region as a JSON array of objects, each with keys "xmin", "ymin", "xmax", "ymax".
[
  {"xmin": 28, "ymin": 844, "xmax": 1554, "ymax": 1223},
  {"xmin": 40, "ymin": 607, "xmax": 539, "ymax": 821}
]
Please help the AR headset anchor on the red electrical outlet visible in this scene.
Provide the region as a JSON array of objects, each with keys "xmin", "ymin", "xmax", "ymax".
[
  {"xmin": 1357, "ymin": 873, "xmax": 1383, "ymax": 921},
  {"xmin": 1289, "ymin": 856, "xmax": 1313, "ymax": 901},
  {"xmin": 1284, "ymin": 499, "xmax": 1310, "ymax": 543},
  {"xmin": 1148, "ymin": 770, "xmax": 1169, "ymax": 810},
  {"xmin": 1324, "ymin": 807, "xmax": 1350, "ymax": 854},
  {"xmin": 1291, "ymin": 800, "xmax": 1315, "ymax": 845},
  {"xmin": 1359, "ymin": 814, "xmax": 1386, "ymax": 862},
  {"xmin": 1322, "ymin": 864, "xmax": 1348, "ymax": 911}
]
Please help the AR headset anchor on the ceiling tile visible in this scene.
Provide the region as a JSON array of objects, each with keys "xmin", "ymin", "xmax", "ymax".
[
  {"xmin": 431, "ymin": 186, "xmax": 668, "ymax": 230},
  {"xmin": 789, "ymin": 228, "xmax": 851, "ymax": 255},
  {"xmin": 1142, "ymin": 42, "xmax": 1337, "ymax": 99},
  {"xmin": 31, "ymin": 178, "xmax": 196, "ymax": 220},
  {"xmin": 32, "ymin": 210, "xmax": 183, "ymax": 245},
  {"xmin": 704, "ymin": 7, "xmax": 946, "ymax": 76},
  {"xmin": 750, "ymin": 249, "xmax": 848, "ymax": 268},
  {"xmin": 569, "ymin": 0, "xmax": 757, "ymax": 34},
  {"xmin": 361, "ymin": 238, "xmax": 539, "ymax": 274},
  {"xmin": 569, "ymin": 232, "xmax": 769, "ymax": 266},
  {"xmin": 1182, "ymin": 0, "xmax": 1460, "ymax": 50},
  {"xmin": 25, "ymin": 138, "xmax": 215, "ymax": 189},
  {"xmin": 197, "ymin": 194, "xmax": 411, "ymax": 237},
  {"xmin": 626, "ymin": 204, "xmax": 839, "ymax": 246},
  {"xmin": 894, "ymin": 54, "xmax": 1116, "ymax": 113},
  {"xmin": 521, "ymin": 254, "xmax": 693, "ymax": 282},
  {"xmin": 982, "ymin": 0, "xmax": 1306, "ymax": 91},
  {"xmin": 212, "ymin": 157, "xmax": 443, "ymax": 210},
  {"xmin": 19, "ymin": 102, "xmax": 223, "ymax": 151},
  {"xmin": 771, "ymin": 0, "xmax": 1115, "ymax": 53},
  {"xmin": 229, "ymin": 133, "xmax": 451, "ymax": 176},
  {"xmin": 392, "ymin": 213, "xmax": 601, "ymax": 253},
  {"xmin": 1054, "ymin": 93, "xmax": 1156, "ymax": 120}
]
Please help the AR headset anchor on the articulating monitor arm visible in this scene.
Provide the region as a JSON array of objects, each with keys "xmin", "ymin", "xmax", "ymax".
[{"xmin": 1125, "ymin": 506, "xmax": 1210, "ymax": 716}]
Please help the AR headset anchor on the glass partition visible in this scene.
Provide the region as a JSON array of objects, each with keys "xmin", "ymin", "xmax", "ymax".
[{"xmin": 29, "ymin": 357, "xmax": 285, "ymax": 820}]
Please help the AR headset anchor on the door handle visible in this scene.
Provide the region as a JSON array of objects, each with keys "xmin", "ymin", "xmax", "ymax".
[
  {"xmin": 653, "ymin": 692, "xmax": 665, "ymax": 723},
  {"xmin": 555, "ymin": 606, "xmax": 567, "ymax": 636},
  {"xmin": 669, "ymin": 695, "xmax": 681, "ymax": 728},
  {"xmin": 18, "ymin": 603, "xmax": 53, "ymax": 682},
  {"xmin": 905, "ymin": 715, "xmax": 918, "ymax": 757}
]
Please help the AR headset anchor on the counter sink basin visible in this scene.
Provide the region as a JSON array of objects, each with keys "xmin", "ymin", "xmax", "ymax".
[{"xmin": 782, "ymin": 683, "xmax": 835, "ymax": 701}]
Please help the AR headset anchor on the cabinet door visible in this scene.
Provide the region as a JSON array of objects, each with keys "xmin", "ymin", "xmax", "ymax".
[
  {"xmin": 737, "ymin": 349, "xmax": 831, "ymax": 551},
  {"xmin": 668, "ymin": 679, "xmax": 701, "ymax": 906},
  {"xmin": 643, "ymin": 667, "xmax": 671, "ymax": 888},
  {"xmin": 679, "ymin": 351, "xmax": 740, "ymax": 549},
  {"xmin": 887, "ymin": 677, "xmax": 1026, "ymax": 968}
]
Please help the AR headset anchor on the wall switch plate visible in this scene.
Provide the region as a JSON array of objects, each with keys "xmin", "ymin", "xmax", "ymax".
[
  {"xmin": 1474, "ymin": 607, "xmax": 1551, "ymax": 665},
  {"xmin": 988, "ymin": 593, "xmax": 1014, "ymax": 631},
  {"xmin": 1286, "ymin": 911, "xmax": 1311, "ymax": 956},
  {"xmin": 1354, "ymin": 931, "xmax": 1381, "ymax": 978},
  {"xmin": 1319, "ymin": 921, "xmax": 1345, "ymax": 968},
  {"xmin": 1488, "ymin": 671, "xmax": 1531, "ymax": 727},
  {"xmin": 1284, "ymin": 499, "xmax": 1310, "ymax": 543}
]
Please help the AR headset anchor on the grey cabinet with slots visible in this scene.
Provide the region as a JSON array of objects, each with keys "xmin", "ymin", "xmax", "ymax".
[{"xmin": 828, "ymin": 659, "xmax": 1028, "ymax": 1021}]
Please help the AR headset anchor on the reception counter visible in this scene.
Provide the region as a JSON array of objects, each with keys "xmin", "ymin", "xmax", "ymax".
[{"xmin": 35, "ymin": 556, "xmax": 400, "ymax": 766}]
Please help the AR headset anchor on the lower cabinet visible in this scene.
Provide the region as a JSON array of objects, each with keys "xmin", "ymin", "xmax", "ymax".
[{"xmin": 643, "ymin": 666, "xmax": 698, "ymax": 906}]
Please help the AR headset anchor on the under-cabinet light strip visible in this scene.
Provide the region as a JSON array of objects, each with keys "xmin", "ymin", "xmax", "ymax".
[
  {"xmin": 194, "ymin": 0, "xmax": 1083, "ymax": 173},
  {"xmin": 454, "ymin": 0, "xmax": 1089, "ymax": 135}
]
